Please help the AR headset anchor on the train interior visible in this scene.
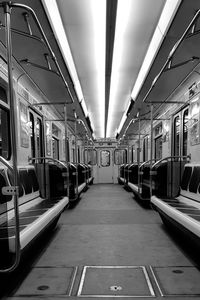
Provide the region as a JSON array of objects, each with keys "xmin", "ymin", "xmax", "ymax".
[{"xmin": 1, "ymin": 0, "xmax": 200, "ymax": 298}]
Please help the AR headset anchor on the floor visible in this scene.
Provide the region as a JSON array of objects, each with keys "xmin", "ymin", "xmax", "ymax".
[{"xmin": 1, "ymin": 183, "xmax": 200, "ymax": 299}]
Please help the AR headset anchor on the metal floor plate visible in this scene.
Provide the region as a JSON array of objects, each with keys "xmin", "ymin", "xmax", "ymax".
[
  {"xmin": 14, "ymin": 266, "xmax": 77, "ymax": 296},
  {"xmin": 150, "ymin": 266, "xmax": 200, "ymax": 296},
  {"xmin": 77, "ymin": 266, "xmax": 155, "ymax": 297}
]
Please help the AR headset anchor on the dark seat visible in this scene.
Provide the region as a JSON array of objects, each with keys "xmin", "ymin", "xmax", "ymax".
[
  {"xmin": 151, "ymin": 163, "xmax": 200, "ymax": 248},
  {"xmin": 151, "ymin": 160, "xmax": 168, "ymax": 198},
  {"xmin": 48, "ymin": 163, "xmax": 67, "ymax": 199},
  {"xmin": 0, "ymin": 165, "xmax": 68, "ymax": 254},
  {"xmin": 129, "ymin": 163, "xmax": 138, "ymax": 184}
]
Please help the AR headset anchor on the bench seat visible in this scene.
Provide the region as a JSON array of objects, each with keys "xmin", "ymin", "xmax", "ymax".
[
  {"xmin": 152, "ymin": 195, "xmax": 200, "ymax": 238},
  {"xmin": 0, "ymin": 196, "xmax": 67, "ymax": 252},
  {"xmin": 0, "ymin": 165, "xmax": 68, "ymax": 253},
  {"xmin": 151, "ymin": 163, "xmax": 200, "ymax": 244}
]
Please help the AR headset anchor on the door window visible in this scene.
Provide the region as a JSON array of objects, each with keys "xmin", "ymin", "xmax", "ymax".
[
  {"xmin": 29, "ymin": 110, "xmax": 44, "ymax": 158},
  {"xmin": 143, "ymin": 136, "xmax": 148, "ymax": 161},
  {"xmin": 172, "ymin": 107, "xmax": 189, "ymax": 156},
  {"xmin": 183, "ymin": 109, "xmax": 189, "ymax": 156},
  {"xmin": 155, "ymin": 136, "xmax": 162, "ymax": 160},
  {"xmin": 52, "ymin": 137, "xmax": 59, "ymax": 159},
  {"xmin": 100, "ymin": 150, "xmax": 110, "ymax": 167},
  {"xmin": 174, "ymin": 115, "xmax": 180, "ymax": 156}
]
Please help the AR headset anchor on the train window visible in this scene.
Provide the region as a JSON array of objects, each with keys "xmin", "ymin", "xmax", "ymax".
[
  {"xmin": 84, "ymin": 149, "xmax": 97, "ymax": 165},
  {"xmin": 132, "ymin": 146, "xmax": 136, "ymax": 162},
  {"xmin": 36, "ymin": 118, "xmax": 43, "ymax": 158},
  {"xmin": 183, "ymin": 109, "xmax": 189, "ymax": 156},
  {"xmin": 66, "ymin": 138, "xmax": 70, "ymax": 161},
  {"xmin": 154, "ymin": 123, "xmax": 163, "ymax": 160},
  {"xmin": 114, "ymin": 149, "xmax": 127, "ymax": 164},
  {"xmin": 0, "ymin": 107, "xmax": 10, "ymax": 159},
  {"xmin": 52, "ymin": 123, "xmax": 60, "ymax": 160},
  {"xmin": 77, "ymin": 146, "xmax": 80, "ymax": 163},
  {"xmin": 100, "ymin": 150, "xmax": 110, "ymax": 167},
  {"xmin": 172, "ymin": 107, "xmax": 189, "ymax": 156},
  {"xmin": 72, "ymin": 148, "xmax": 75, "ymax": 163},
  {"xmin": 0, "ymin": 86, "xmax": 7, "ymax": 104},
  {"xmin": 155, "ymin": 123, "xmax": 162, "ymax": 136},
  {"xmin": 29, "ymin": 112, "xmax": 35, "ymax": 158},
  {"xmin": 155, "ymin": 135, "xmax": 162, "ymax": 160},
  {"xmin": 143, "ymin": 136, "xmax": 148, "ymax": 161},
  {"xmin": 45, "ymin": 121, "xmax": 51, "ymax": 156},
  {"xmin": 52, "ymin": 136, "xmax": 59, "ymax": 159},
  {"xmin": 174, "ymin": 115, "xmax": 180, "ymax": 156},
  {"xmin": 52, "ymin": 123, "xmax": 59, "ymax": 137}
]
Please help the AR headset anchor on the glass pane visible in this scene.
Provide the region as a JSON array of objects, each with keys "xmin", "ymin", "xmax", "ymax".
[
  {"xmin": 0, "ymin": 86, "xmax": 7, "ymax": 103},
  {"xmin": 0, "ymin": 107, "xmax": 10, "ymax": 159},
  {"xmin": 36, "ymin": 118, "xmax": 43, "ymax": 157},
  {"xmin": 155, "ymin": 123, "xmax": 162, "ymax": 136},
  {"xmin": 143, "ymin": 137, "xmax": 148, "ymax": 162},
  {"xmin": 45, "ymin": 122, "xmax": 51, "ymax": 156},
  {"xmin": 52, "ymin": 123, "xmax": 59, "ymax": 137},
  {"xmin": 84, "ymin": 149, "xmax": 97, "ymax": 165},
  {"xmin": 174, "ymin": 116, "xmax": 180, "ymax": 156},
  {"xmin": 114, "ymin": 149, "xmax": 127, "ymax": 164},
  {"xmin": 155, "ymin": 136, "xmax": 162, "ymax": 160},
  {"xmin": 29, "ymin": 113, "xmax": 35, "ymax": 158},
  {"xmin": 183, "ymin": 109, "xmax": 188, "ymax": 156},
  {"xmin": 77, "ymin": 146, "xmax": 80, "ymax": 163},
  {"xmin": 52, "ymin": 137, "xmax": 59, "ymax": 159},
  {"xmin": 100, "ymin": 150, "xmax": 110, "ymax": 167}
]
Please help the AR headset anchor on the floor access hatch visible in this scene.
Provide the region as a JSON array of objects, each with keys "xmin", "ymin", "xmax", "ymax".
[{"xmin": 78, "ymin": 266, "xmax": 155, "ymax": 297}]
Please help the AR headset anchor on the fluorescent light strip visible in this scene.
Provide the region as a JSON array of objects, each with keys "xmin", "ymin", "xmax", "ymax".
[
  {"xmin": 117, "ymin": 113, "xmax": 127, "ymax": 135},
  {"xmin": 131, "ymin": 0, "xmax": 181, "ymax": 100},
  {"xmin": 41, "ymin": 0, "xmax": 84, "ymax": 103},
  {"xmin": 114, "ymin": 0, "xmax": 181, "ymax": 137},
  {"xmin": 80, "ymin": 99, "xmax": 88, "ymax": 117},
  {"xmin": 106, "ymin": 0, "xmax": 132, "ymax": 138},
  {"xmin": 90, "ymin": 0, "xmax": 106, "ymax": 137}
]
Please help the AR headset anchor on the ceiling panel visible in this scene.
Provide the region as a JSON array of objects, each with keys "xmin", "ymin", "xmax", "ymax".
[{"xmin": 56, "ymin": 0, "xmax": 166, "ymax": 138}]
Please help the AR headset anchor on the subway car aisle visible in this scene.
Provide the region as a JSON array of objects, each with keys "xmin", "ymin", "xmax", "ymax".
[{"xmin": 3, "ymin": 184, "xmax": 200, "ymax": 299}]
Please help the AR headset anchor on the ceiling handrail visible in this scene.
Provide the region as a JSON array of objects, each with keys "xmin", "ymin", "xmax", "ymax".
[{"xmin": 143, "ymin": 9, "xmax": 200, "ymax": 103}]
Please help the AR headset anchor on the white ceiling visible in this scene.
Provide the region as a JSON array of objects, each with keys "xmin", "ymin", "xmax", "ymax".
[{"xmin": 55, "ymin": 0, "xmax": 168, "ymax": 138}]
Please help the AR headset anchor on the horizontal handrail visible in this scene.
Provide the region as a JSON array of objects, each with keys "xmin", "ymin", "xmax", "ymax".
[
  {"xmin": 28, "ymin": 156, "xmax": 68, "ymax": 169},
  {"xmin": 143, "ymin": 9, "xmax": 200, "ymax": 103},
  {"xmin": 139, "ymin": 159, "xmax": 156, "ymax": 169},
  {"xmin": 152, "ymin": 155, "xmax": 191, "ymax": 169},
  {"xmin": 4, "ymin": 2, "xmax": 74, "ymax": 104}
]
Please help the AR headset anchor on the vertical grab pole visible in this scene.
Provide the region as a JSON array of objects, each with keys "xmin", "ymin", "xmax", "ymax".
[
  {"xmin": 86, "ymin": 135, "xmax": 89, "ymax": 186},
  {"xmin": 64, "ymin": 104, "xmax": 69, "ymax": 199},
  {"xmin": 74, "ymin": 112, "xmax": 78, "ymax": 198},
  {"xmin": 150, "ymin": 104, "xmax": 154, "ymax": 199},
  {"xmin": 2, "ymin": 2, "xmax": 20, "ymax": 271},
  {"xmin": 92, "ymin": 143, "xmax": 95, "ymax": 180},
  {"xmin": 137, "ymin": 113, "xmax": 141, "ymax": 195},
  {"xmin": 127, "ymin": 137, "xmax": 130, "ymax": 183}
]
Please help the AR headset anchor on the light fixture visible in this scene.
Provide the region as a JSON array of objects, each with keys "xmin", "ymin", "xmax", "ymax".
[
  {"xmin": 116, "ymin": 113, "xmax": 127, "ymax": 135},
  {"xmin": 131, "ymin": 0, "xmax": 181, "ymax": 100},
  {"xmin": 80, "ymin": 99, "xmax": 88, "ymax": 117},
  {"xmin": 109, "ymin": 0, "xmax": 181, "ymax": 138},
  {"xmin": 90, "ymin": 0, "xmax": 106, "ymax": 137},
  {"xmin": 106, "ymin": 0, "xmax": 132, "ymax": 138}
]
